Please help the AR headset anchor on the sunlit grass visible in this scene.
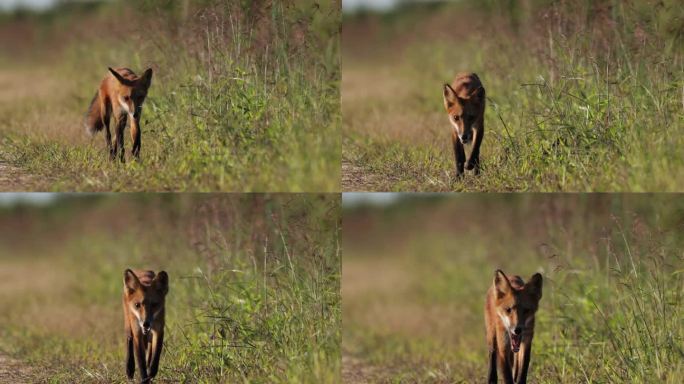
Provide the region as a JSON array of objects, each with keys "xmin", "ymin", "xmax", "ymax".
[
  {"xmin": 343, "ymin": 195, "xmax": 684, "ymax": 383},
  {"xmin": 0, "ymin": 0, "xmax": 340, "ymax": 192},
  {"xmin": 0, "ymin": 194, "xmax": 341, "ymax": 383},
  {"xmin": 342, "ymin": 0, "xmax": 684, "ymax": 191}
]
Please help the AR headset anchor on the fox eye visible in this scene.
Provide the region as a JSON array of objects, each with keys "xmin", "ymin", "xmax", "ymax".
[
  {"xmin": 506, "ymin": 307, "xmax": 512, "ymax": 314},
  {"xmin": 134, "ymin": 302, "xmax": 141, "ymax": 309},
  {"xmin": 453, "ymin": 115, "xmax": 460, "ymax": 121}
]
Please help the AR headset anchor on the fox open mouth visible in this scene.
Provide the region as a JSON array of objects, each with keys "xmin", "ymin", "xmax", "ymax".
[{"xmin": 510, "ymin": 333, "xmax": 521, "ymax": 353}]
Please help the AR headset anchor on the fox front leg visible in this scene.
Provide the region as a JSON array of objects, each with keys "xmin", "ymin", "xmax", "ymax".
[
  {"xmin": 497, "ymin": 353, "xmax": 515, "ymax": 384},
  {"xmin": 115, "ymin": 114, "xmax": 127, "ymax": 163},
  {"xmin": 466, "ymin": 122, "xmax": 483, "ymax": 175},
  {"xmin": 516, "ymin": 340, "xmax": 533, "ymax": 384},
  {"xmin": 487, "ymin": 346, "xmax": 498, "ymax": 384},
  {"xmin": 125, "ymin": 333, "xmax": 135, "ymax": 380},
  {"xmin": 102, "ymin": 104, "xmax": 113, "ymax": 158},
  {"xmin": 133, "ymin": 333, "xmax": 150, "ymax": 383},
  {"xmin": 148, "ymin": 330, "xmax": 164, "ymax": 378},
  {"xmin": 452, "ymin": 131, "xmax": 466, "ymax": 177},
  {"xmin": 111, "ymin": 113, "xmax": 126, "ymax": 162},
  {"xmin": 130, "ymin": 113, "xmax": 141, "ymax": 160},
  {"xmin": 496, "ymin": 336, "xmax": 515, "ymax": 384}
]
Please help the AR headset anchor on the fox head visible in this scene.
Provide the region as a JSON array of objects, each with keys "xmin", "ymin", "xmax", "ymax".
[
  {"xmin": 493, "ymin": 269, "xmax": 542, "ymax": 353},
  {"xmin": 443, "ymin": 83, "xmax": 484, "ymax": 144},
  {"xmin": 124, "ymin": 269, "xmax": 168, "ymax": 335},
  {"xmin": 108, "ymin": 67, "xmax": 153, "ymax": 120}
]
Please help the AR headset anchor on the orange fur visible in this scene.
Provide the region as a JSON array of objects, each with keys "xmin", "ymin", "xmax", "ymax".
[
  {"xmin": 484, "ymin": 270, "xmax": 542, "ymax": 384},
  {"xmin": 123, "ymin": 269, "xmax": 168, "ymax": 383},
  {"xmin": 443, "ymin": 72, "xmax": 485, "ymax": 177},
  {"xmin": 84, "ymin": 67, "xmax": 152, "ymax": 161}
]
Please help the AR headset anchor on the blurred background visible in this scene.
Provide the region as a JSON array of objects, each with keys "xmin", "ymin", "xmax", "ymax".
[
  {"xmin": 0, "ymin": 193, "xmax": 340, "ymax": 383},
  {"xmin": 342, "ymin": 193, "xmax": 684, "ymax": 383},
  {"xmin": 0, "ymin": 0, "xmax": 340, "ymax": 192},
  {"xmin": 0, "ymin": 0, "xmax": 61, "ymax": 12},
  {"xmin": 341, "ymin": 0, "xmax": 684, "ymax": 192}
]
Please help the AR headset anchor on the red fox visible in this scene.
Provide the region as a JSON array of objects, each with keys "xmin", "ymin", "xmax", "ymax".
[
  {"xmin": 84, "ymin": 67, "xmax": 153, "ymax": 162},
  {"xmin": 123, "ymin": 269, "xmax": 168, "ymax": 383},
  {"xmin": 485, "ymin": 270, "xmax": 542, "ymax": 384},
  {"xmin": 443, "ymin": 73, "xmax": 485, "ymax": 177}
]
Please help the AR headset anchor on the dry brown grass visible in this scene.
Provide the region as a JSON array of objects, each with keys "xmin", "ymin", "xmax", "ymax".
[{"xmin": 0, "ymin": 66, "xmax": 87, "ymax": 150}]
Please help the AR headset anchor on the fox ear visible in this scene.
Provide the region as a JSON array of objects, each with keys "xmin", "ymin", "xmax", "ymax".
[
  {"xmin": 139, "ymin": 68, "xmax": 153, "ymax": 89},
  {"xmin": 154, "ymin": 271, "xmax": 169, "ymax": 295},
  {"xmin": 494, "ymin": 269, "xmax": 511, "ymax": 297},
  {"xmin": 470, "ymin": 86, "xmax": 484, "ymax": 101},
  {"xmin": 527, "ymin": 273, "xmax": 543, "ymax": 300},
  {"xmin": 124, "ymin": 269, "xmax": 141, "ymax": 294},
  {"xmin": 443, "ymin": 84, "xmax": 458, "ymax": 108},
  {"xmin": 108, "ymin": 67, "xmax": 132, "ymax": 85}
]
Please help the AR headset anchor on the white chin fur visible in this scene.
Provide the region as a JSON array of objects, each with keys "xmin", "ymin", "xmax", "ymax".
[
  {"xmin": 497, "ymin": 311, "xmax": 511, "ymax": 329},
  {"xmin": 118, "ymin": 97, "xmax": 132, "ymax": 115}
]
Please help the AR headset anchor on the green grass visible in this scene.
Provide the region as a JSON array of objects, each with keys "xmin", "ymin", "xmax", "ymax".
[
  {"xmin": 342, "ymin": 194, "xmax": 684, "ymax": 383},
  {"xmin": 0, "ymin": 194, "xmax": 341, "ymax": 383},
  {"xmin": 0, "ymin": 0, "xmax": 340, "ymax": 192},
  {"xmin": 342, "ymin": 0, "xmax": 684, "ymax": 191}
]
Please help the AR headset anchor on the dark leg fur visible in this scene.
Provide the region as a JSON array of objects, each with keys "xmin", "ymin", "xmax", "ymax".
[
  {"xmin": 487, "ymin": 345, "xmax": 498, "ymax": 384},
  {"xmin": 466, "ymin": 99, "xmax": 485, "ymax": 175},
  {"xmin": 130, "ymin": 116, "xmax": 141, "ymax": 160},
  {"xmin": 513, "ymin": 351, "xmax": 520, "ymax": 383},
  {"xmin": 134, "ymin": 334, "xmax": 149, "ymax": 383},
  {"xmin": 466, "ymin": 122, "xmax": 484, "ymax": 175},
  {"xmin": 453, "ymin": 132, "xmax": 465, "ymax": 177},
  {"xmin": 103, "ymin": 104, "xmax": 112, "ymax": 157},
  {"xmin": 498, "ymin": 351, "xmax": 514, "ymax": 384},
  {"xmin": 125, "ymin": 334, "xmax": 135, "ymax": 379},
  {"xmin": 145, "ymin": 338, "xmax": 152, "ymax": 371},
  {"xmin": 517, "ymin": 341, "xmax": 533, "ymax": 384},
  {"xmin": 113, "ymin": 114, "xmax": 127, "ymax": 163},
  {"xmin": 148, "ymin": 331, "xmax": 164, "ymax": 378}
]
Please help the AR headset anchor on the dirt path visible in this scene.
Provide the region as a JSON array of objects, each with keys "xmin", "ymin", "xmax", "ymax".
[
  {"xmin": 0, "ymin": 353, "xmax": 36, "ymax": 383},
  {"xmin": 342, "ymin": 355, "xmax": 391, "ymax": 384},
  {"xmin": 342, "ymin": 158, "xmax": 387, "ymax": 191},
  {"xmin": 0, "ymin": 153, "xmax": 39, "ymax": 192}
]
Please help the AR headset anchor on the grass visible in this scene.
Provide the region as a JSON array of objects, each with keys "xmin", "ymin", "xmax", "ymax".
[
  {"xmin": 0, "ymin": 194, "xmax": 341, "ymax": 383},
  {"xmin": 0, "ymin": 0, "xmax": 340, "ymax": 192},
  {"xmin": 342, "ymin": 194, "xmax": 684, "ymax": 383},
  {"xmin": 342, "ymin": 0, "xmax": 684, "ymax": 191}
]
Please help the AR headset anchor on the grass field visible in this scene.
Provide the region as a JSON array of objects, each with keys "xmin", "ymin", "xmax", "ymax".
[
  {"xmin": 0, "ymin": 0, "xmax": 340, "ymax": 192},
  {"xmin": 342, "ymin": 194, "xmax": 684, "ymax": 383},
  {"xmin": 342, "ymin": 0, "xmax": 684, "ymax": 192},
  {"xmin": 0, "ymin": 194, "xmax": 341, "ymax": 383}
]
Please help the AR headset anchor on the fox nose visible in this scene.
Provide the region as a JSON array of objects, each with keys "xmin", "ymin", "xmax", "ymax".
[
  {"xmin": 460, "ymin": 133, "xmax": 472, "ymax": 143},
  {"xmin": 143, "ymin": 321, "xmax": 150, "ymax": 329},
  {"xmin": 513, "ymin": 326, "xmax": 522, "ymax": 336}
]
